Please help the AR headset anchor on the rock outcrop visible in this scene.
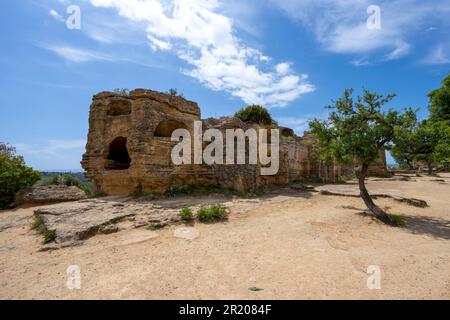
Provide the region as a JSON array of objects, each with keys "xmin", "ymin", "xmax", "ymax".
[{"xmin": 14, "ymin": 186, "xmax": 87, "ymax": 206}]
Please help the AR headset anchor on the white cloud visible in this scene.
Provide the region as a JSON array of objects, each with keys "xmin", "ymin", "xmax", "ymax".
[
  {"xmin": 421, "ymin": 45, "xmax": 450, "ymax": 65},
  {"xmin": 276, "ymin": 63, "xmax": 291, "ymax": 75},
  {"xmin": 271, "ymin": 0, "xmax": 450, "ymax": 63},
  {"xmin": 49, "ymin": 9, "xmax": 64, "ymax": 22},
  {"xmin": 16, "ymin": 140, "xmax": 86, "ymax": 156},
  {"xmin": 41, "ymin": 44, "xmax": 114, "ymax": 63},
  {"xmin": 88, "ymin": 0, "xmax": 314, "ymax": 107},
  {"xmin": 15, "ymin": 140, "xmax": 86, "ymax": 171}
]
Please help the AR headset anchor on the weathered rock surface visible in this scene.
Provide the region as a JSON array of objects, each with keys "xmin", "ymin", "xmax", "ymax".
[
  {"xmin": 33, "ymin": 198, "xmax": 181, "ymax": 248},
  {"xmin": 15, "ymin": 186, "xmax": 87, "ymax": 205}
]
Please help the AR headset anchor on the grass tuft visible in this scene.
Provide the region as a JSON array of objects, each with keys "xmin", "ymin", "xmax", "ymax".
[
  {"xmin": 197, "ymin": 204, "xmax": 228, "ymax": 222},
  {"xmin": 179, "ymin": 207, "xmax": 194, "ymax": 221},
  {"xmin": 32, "ymin": 215, "xmax": 56, "ymax": 243}
]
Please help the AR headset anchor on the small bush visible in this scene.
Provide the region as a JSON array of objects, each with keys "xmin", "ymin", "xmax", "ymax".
[
  {"xmin": 235, "ymin": 105, "xmax": 276, "ymax": 125},
  {"xmin": 32, "ymin": 215, "xmax": 56, "ymax": 244},
  {"xmin": 43, "ymin": 229, "xmax": 57, "ymax": 243},
  {"xmin": 197, "ymin": 204, "xmax": 228, "ymax": 222},
  {"xmin": 179, "ymin": 207, "xmax": 193, "ymax": 221}
]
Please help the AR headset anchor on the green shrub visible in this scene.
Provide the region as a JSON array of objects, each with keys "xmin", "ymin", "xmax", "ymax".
[
  {"xmin": 43, "ymin": 229, "xmax": 57, "ymax": 243},
  {"xmin": 235, "ymin": 105, "xmax": 276, "ymax": 125},
  {"xmin": 0, "ymin": 143, "xmax": 42, "ymax": 209},
  {"xmin": 179, "ymin": 207, "xmax": 193, "ymax": 221},
  {"xmin": 32, "ymin": 215, "xmax": 56, "ymax": 244},
  {"xmin": 197, "ymin": 204, "xmax": 228, "ymax": 222}
]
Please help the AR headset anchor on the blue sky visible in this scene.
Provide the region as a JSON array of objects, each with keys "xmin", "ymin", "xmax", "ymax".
[{"xmin": 0, "ymin": 0, "xmax": 449, "ymax": 171}]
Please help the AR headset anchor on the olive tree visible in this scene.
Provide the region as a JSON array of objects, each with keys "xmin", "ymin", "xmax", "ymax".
[{"xmin": 309, "ymin": 89, "xmax": 416, "ymax": 226}]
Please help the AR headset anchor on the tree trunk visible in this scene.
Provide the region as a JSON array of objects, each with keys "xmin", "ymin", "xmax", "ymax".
[
  {"xmin": 359, "ymin": 164, "xmax": 397, "ymax": 226},
  {"xmin": 427, "ymin": 162, "xmax": 433, "ymax": 176}
]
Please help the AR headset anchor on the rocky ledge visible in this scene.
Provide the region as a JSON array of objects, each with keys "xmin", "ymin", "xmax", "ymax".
[{"xmin": 15, "ymin": 186, "xmax": 88, "ymax": 206}]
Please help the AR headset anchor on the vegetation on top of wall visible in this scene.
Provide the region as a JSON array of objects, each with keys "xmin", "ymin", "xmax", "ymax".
[
  {"xmin": 234, "ymin": 105, "xmax": 277, "ymax": 125},
  {"xmin": 167, "ymin": 88, "xmax": 185, "ymax": 98},
  {"xmin": 113, "ymin": 88, "xmax": 130, "ymax": 95},
  {"xmin": 0, "ymin": 142, "xmax": 42, "ymax": 209}
]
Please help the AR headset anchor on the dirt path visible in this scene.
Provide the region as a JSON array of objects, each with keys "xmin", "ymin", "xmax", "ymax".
[{"xmin": 1, "ymin": 175, "xmax": 449, "ymax": 299}]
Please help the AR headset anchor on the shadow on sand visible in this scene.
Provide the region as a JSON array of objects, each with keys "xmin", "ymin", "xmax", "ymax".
[
  {"xmin": 401, "ymin": 215, "xmax": 450, "ymax": 240},
  {"xmin": 356, "ymin": 211, "xmax": 450, "ymax": 240}
]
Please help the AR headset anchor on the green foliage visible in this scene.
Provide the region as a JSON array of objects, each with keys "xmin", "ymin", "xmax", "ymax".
[
  {"xmin": 0, "ymin": 143, "xmax": 42, "ymax": 209},
  {"xmin": 420, "ymin": 74, "xmax": 450, "ymax": 170},
  {"xmin": 387, "ymin": 108, "xmax": 419, "ymax": 170},
  {"xmin": 387, "ymin": 75, "xmax": 450, "ymax": 171},
  {"xmin": 43, "ymin": 229, "xmax": 57, "ymax": 243},
  {"xmin": 196, "ymin": 204, "xmax": 228, "ymax": 222},
  {"xmin": 179, "ymin": 207, "xmax": 194, "ymax": 221},
  {"xmin": 32, "ymin": 215, "xmax": 56, "ymax": 244},
  {"xmin": 428, "ymin": 75, "xmax": 450, "ymax": 122},
  {"xmin": 235, "ymin": 105, "xmax": 276, "ymax": 125},
  {"xmin": 308, "ymin": 89, "xmax": 414, "ymax": 167}
]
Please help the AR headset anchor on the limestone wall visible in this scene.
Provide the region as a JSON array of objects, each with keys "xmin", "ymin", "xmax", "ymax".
[{"xmin": 82, "ymin": 89, "xmax": 388, "ymax": 195}]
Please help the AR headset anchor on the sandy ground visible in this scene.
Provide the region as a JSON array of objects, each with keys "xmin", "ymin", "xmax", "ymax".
[{"xmin": 0, "ymin": 174, "xmax": 449, "ymax": 300}]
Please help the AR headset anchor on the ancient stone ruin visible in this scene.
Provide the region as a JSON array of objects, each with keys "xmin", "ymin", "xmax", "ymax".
[{"xmin": 82, "ymin": 89, "xmax": 388, "ymax": 195}]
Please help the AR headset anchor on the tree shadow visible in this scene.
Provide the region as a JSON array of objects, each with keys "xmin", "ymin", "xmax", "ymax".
[
  {"xmin": 401, "ymin": 215, "xmax": 450, "ymax": 240},
  {"xmin": 355, "ymin": 211, "xmax": 450, "ymax": 240}
]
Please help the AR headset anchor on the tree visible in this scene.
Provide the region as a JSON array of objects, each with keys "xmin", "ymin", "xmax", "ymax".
[
  {"xmin": 415, "ymin": 120, "xmax": 450, "ymax": 173},
  {"xmin": 0, "ymin": 142, "xmax": 42, "ymax": 209},
  {"xmin": 388, "ymin": 108, "xmax": 418, "ymax": 170},
  {"xmin": 427, "ymin": 74, "xmax": 450, "ymax": 171},
  {"xmin": 235, "ymin": 105, "xmax": 276, "ymax": 125},
  {"xmin": 428, "ymin": 74, "xmax": 450, "ymax": 123},
  {"xmin": 309, "ymin": 89, "xmax": 416, "ymax": 226},
  {"xmin": 412, "ymin": 120, "xmax": 441, "ymax": 175}
]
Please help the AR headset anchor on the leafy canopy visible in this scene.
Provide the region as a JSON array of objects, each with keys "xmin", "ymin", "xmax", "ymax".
[
  {"xmin": 428, "ymin": 74, "xmax": 450, "ymax": 122},
  {"xmin": 309, "ymin": 89, "xmax": 415, "ymax": 166},
  {"xmin": 235, "ymin": 105, "xmax": 276, "ymax": 125},
  {"xmin": 0, "ymin": 143, "xmax": 42, "ymax": 209}
]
